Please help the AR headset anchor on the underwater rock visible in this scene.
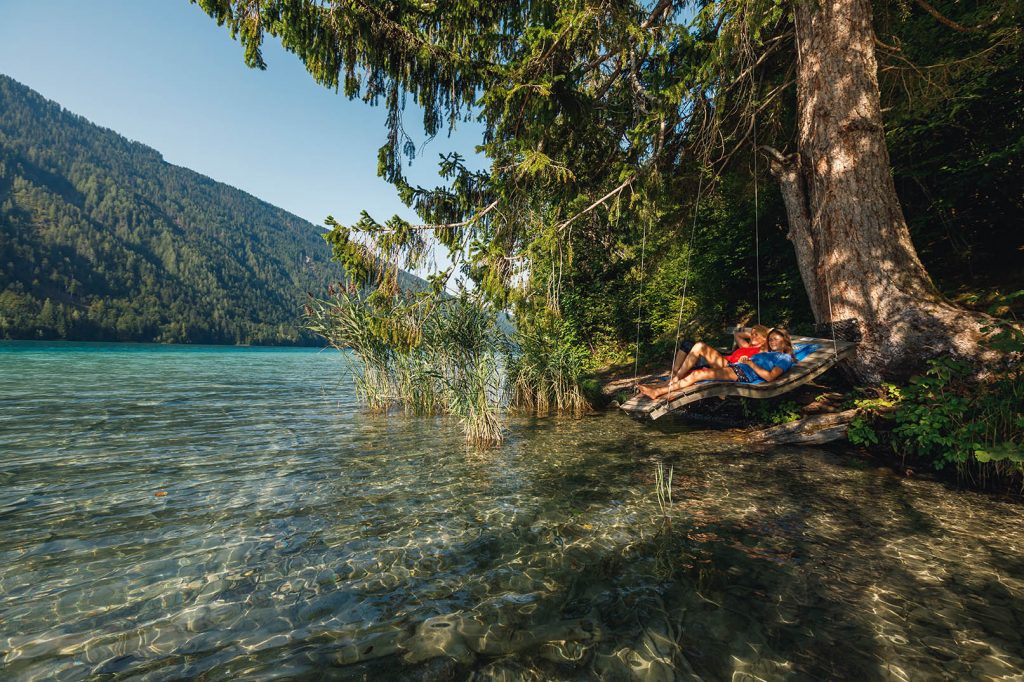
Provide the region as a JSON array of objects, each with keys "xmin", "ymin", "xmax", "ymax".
[
  {"xmin": 403, "ymin": 614, "xmax": 476, "ymax": 665},
  {"xmin": 331, "ymin": 630, "xmax": 404, "ymax": 665}
]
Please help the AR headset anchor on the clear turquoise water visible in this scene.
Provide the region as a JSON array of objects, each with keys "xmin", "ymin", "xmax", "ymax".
[{"xmin": 1, "ymin": 341, "xmax": 1023, "ymax": 680}]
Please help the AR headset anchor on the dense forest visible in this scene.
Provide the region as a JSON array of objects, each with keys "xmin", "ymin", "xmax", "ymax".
[{"xmin": 0, "ymin": 75, "xmax": 345, "ymax": 345}]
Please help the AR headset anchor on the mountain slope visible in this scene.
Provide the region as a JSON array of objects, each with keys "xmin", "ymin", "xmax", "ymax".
[{"xmin": 0, "ymin": 74, "xmax": 345, "ymax": 345}]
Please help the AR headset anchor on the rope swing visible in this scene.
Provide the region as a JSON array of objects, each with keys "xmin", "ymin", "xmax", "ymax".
[
  {"xmin": 629, "ymin": 122, "xmax": 845, "ymax": 392},
  {"xmin": 753, "ymin": 121, "xmax": 761, "ymax": 326},
  {"xmin": 672, "ymin": 172, "xmax": 706, "ymax": 365},
  {"xmin": 632, "ymin": 217, "xmax": 648, "ymax": 387}
]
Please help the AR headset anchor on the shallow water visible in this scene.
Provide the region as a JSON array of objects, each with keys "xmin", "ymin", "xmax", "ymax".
[{"xmin": 1, "ymin": 341, "xmax": 1022, "ymax": 680}]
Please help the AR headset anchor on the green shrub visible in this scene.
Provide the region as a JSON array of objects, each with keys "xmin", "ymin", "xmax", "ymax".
[
  {"xmin": 850, "ymin": 315, "xmax": 1024, "ymax": 488},
  {"xmin": 847, "ymin": 416, "xmax": 880, "ymax": 447},
  {"xmin": 847, "ymin": 383, "xmax": 903, "ymax": 447},
  {"xmin": 504, "ymin": 314, "xmax": 591, "ymax": 417},
  {"xmin": 740, "ymin": 398, "xmax": 802, "ymax": 425},
  {"xmin": 892, "ymin": 354, "xmax": 1023, "ymax": 478}
]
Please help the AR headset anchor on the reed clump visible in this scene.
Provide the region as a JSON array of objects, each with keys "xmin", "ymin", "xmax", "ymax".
[
  {"xmin": 422, "ymin": 294, "xmax": 505, "ymax": 445},
  {"xmin": 305, "ymin": 285, "xmax": 505, "ymax": 444},
  {"xmin": 505, "ymin": 316, "xmax": 591, "ymax": 417},
  {"xmin": 307, "ymin": 282, "xmax": 596, "ymax": 444}
]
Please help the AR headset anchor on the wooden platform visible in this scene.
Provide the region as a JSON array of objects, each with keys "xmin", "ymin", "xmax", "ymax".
[{"xmin": 619, "ymin": 336, "xmax": 857, "ymax": 421}]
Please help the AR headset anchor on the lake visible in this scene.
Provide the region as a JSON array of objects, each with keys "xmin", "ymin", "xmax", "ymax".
[{"xmin": 1, "ymin": 342, "xmax": 1022, "ymax": 680}]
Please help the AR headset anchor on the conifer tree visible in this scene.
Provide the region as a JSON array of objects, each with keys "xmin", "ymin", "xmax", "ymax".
[{"xmin": 193, "ymin": 0, "xmax": 1022, "ymax": 380}]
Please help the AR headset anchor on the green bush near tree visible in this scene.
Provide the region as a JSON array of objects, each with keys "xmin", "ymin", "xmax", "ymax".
[{"xmin": 848, "ymin": 310, "xmax": 1024, "ymax": 488}]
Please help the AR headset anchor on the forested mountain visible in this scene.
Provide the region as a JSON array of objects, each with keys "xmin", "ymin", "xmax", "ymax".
[{"xmin": 0, "ymin": 75, "xmax": 347, "ymax": 345}]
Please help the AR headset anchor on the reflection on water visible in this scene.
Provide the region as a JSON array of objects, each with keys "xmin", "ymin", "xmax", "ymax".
[{"xmin": 1, "ymin": 341, "xmax": 1023, "ymax": 680}]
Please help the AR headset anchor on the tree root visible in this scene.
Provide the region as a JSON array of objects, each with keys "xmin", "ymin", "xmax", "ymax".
[{"xmin": 748, "ymin": 408, "xmax": 859, "ymax": 446}]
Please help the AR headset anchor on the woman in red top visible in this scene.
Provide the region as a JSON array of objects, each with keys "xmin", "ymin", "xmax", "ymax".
[{"xmin": 639, "ymin": 325, "xmax": 769, "ymax": 400}]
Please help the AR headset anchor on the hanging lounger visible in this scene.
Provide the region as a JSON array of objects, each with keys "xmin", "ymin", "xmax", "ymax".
[{"xmin": 619, "ymin": 336, "xmax": 857, "ymax": 421}]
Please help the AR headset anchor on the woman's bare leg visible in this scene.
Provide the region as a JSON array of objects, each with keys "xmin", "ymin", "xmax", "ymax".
[
  {"xmin": 638, "ymin": 364, "xmax": 737, "ymax": 399},
  {"xmin": 675, "ymin": 365, "xmax": 737, "ymax": 390},
  {"xmin": 669, "ymin": 349, "xmax": 689, "ymax": 376},
  {"xmin": 640, "ymin": 342, "xmax": 733, "ymax": 401},
  {"xmin": 671, "ymin": 342, "xmax": 729, "ymax": 381}
]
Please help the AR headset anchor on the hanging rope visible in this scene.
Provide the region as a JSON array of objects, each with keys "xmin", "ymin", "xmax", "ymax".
[
  {"xmin": 672, "ymin": 172, "xmax": 706, "ymax": 367},
  {"xmin": 753, "ymin": 120, "xmax": 761, "ymax": 326},
  {"xmin": 632, "ymin": 217, "xmax": 649, "ymax": 386},
  {"xmin": 810, "ymin": 188, "xmax": 840, "ymax": 360}
]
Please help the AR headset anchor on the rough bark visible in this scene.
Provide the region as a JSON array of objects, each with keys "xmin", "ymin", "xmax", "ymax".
[
  {"xmin": 769, "ymin": 0, "xmax": 994, "ymax": 383},
  {"xmin": 749, "ymin": 408, "xmax": 858, "ymax": 446}
]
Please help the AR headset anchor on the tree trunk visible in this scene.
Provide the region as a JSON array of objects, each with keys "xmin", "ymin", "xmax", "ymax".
[{"xmin": 769, "ymin": 0, "xmax": 993, "ymax": 383}]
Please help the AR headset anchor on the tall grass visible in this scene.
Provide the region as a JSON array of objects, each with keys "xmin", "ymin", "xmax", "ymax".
[
  {"xmin": 654, "ymin": 463, "xmax": 674, "ymax": 520},
  {"xmin": 305, "ymin": 286, "xmax": 505, "ymax": 444},
  {"xmin": 307, "ymin": 285, "xmax": 596, "ymax": 444},
  {"xmin": 305, "ymin": 285, "xmax": 399, "ymax": 412},
  {"xmin": 504, "ymin": 316, "xmax": 591, "ymax": 417},
  {"xmin": 423, "ymin": 295, "xmax": 505, "ymax": 444}
]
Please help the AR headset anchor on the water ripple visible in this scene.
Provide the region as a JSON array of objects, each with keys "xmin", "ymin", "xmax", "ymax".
[{"xmin": 1, "ymin": 342, "xmax": 1023, "ymax": 679}]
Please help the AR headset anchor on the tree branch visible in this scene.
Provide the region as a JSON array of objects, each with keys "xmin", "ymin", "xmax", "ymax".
[
  {"xmin": 913, "ymin": 0, "xmax": 975, "ymax": 33},
  {"xmin": 590, "ymin": 58, "xmax": 625, "ymax": 100},
  {"xmin": 557, "ymin": 176, "xmax": 635, "ymax": 233},
  {"xmin": 874, "ymin": 35, "xmax": 901, "ymax": 53},
  {"xmin": 401, "ymin": 200, "xmax": 499, "ymax": 231},
  {"xmin": 581, "ymin": 0, "xmax": 677, "ymax": 96},
  {"xmin": 759, "ymin": 144, "xmax": 791, "ymax": 168},
  {"xmin": 641, "ymin": 0, "xmax": 674, "ymax": 29}
]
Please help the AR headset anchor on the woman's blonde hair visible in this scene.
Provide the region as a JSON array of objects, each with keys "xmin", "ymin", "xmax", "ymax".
[
  {"xmin": 767, "ymin": 327, "xmax": 795, "ymax": 356},
  {"xmin": 750, "ymin": 324, "xmax": 770, "ymax": 349}
]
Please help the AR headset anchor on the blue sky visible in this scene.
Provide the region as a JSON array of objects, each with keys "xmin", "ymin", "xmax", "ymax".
[{"xmin": 0, "ymin": 0, "xmax": 485, "ymax": 241}]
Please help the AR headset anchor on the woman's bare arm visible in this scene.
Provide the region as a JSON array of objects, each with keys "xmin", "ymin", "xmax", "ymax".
[{"xmin": 738, "ymin": 357, "xmax": 785, "ymax": 382}]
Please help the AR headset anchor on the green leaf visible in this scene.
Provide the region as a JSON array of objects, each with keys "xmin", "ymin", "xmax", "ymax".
[{"xmin": 974, "ymin": 443, "xmax": 1024, "ymax": 464}]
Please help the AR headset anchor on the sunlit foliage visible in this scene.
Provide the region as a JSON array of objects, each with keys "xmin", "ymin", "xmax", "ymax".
[{"xmin": 195, "ymin": 0, "xmax": 1022, "ymax": 365}]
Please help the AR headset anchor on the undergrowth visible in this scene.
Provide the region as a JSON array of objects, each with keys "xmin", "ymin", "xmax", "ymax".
[
  {"xmin": 848, "ymin": 311, "xmax": 1024, "ymax": 490},
  {"xmin": 740, "ymin": 398, "xmax": 803, "ymax": 425}
]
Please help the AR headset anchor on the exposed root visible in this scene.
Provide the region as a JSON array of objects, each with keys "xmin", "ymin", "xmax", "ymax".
[{"xmin": 748, "ymin": 409, "xmax": 859, "ymax": 446}]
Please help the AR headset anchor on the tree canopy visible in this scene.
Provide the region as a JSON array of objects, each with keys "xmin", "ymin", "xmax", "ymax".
[{"xmin": 194, "ymin": 0, "xmax": 1023, "ymax": 367}]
